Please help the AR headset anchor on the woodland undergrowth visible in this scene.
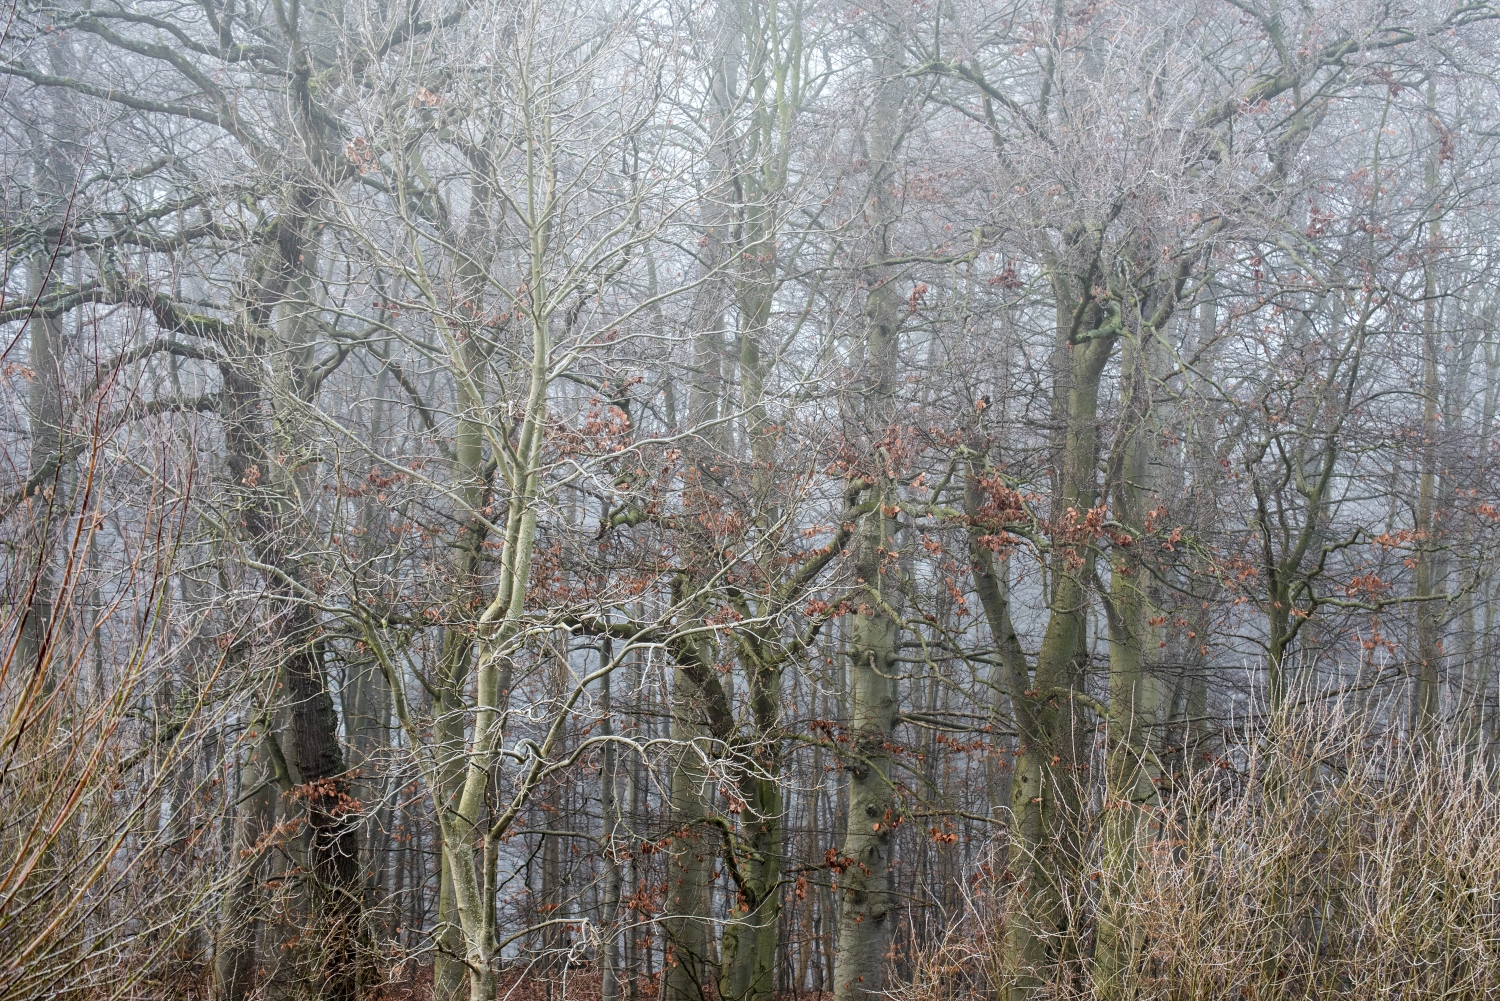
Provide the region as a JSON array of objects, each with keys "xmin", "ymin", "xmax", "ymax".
[{"xmin": 904, "ymin": 699, "xmax": 1500, "ymax": 1001}]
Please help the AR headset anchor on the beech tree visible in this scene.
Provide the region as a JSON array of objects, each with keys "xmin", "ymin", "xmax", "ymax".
[{"xmin": 4, "ymin": 2, "xmax": 1500, "ymax": 1000}]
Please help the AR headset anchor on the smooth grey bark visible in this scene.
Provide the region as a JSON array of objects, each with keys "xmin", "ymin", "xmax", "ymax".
[
  {"xmin": 832, "ymin": 37, "xmax": 907, "ymax": 1001},
  {"xmin": 661, "ymin": 19, "xmax": 735, "ymax": 992},
  {"xmin": 1178, "ymin": 292, "xmax": 1221, "ymax": 775},
  {"xmin": 830, "ymin": 489, "xmax": 903, "ymax": 1001},
  {"xmin": 625, "ymin": 643, "xmax": 648, "ymax": 1001},
  {"xmin": 716, "ymin": 5, "xmax": 802, "ymax": 995},
  {"xmin": 984, "ymin": 557, "xmax": 1018, "ymax": 821},
  {"xmin": 1093, "ymin": 332, "xmax": 1168, "ymax": 1000},
  {"xmin": 16, "ymin": 252, "xmax": 63, "ymax": 692},
  {"xmin": 432, "ymin": 332, "xmax": 491, "ymax": 1001},
  {"xmin": 1466, "ymin": 321, "xmax": 1500, "ymax": 754}
]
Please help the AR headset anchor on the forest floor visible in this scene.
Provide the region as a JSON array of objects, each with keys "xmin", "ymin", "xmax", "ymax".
[{"xmin": 368, "ymin": 966, "xmax": 832, "ymax": 1001}]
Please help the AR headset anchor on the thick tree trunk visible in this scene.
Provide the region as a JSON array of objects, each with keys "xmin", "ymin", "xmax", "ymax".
[
  {"xmin": 284, "ymin": 619, "xmax": 363, "ymax": 995},
  {"xmin": 831, "ymin": 38, "xmax": 907, "ymax": 1000},
  {"xmin": 984, "ymin": 557, "xmax": 1018, "ymax": 822},
  {"xmin": 18, "ymin": 253, "xmax": 62, "ymax": 677},
  {"xmin": 343, "ymin": 655, "xmax": 389, "ymax": 913},
  {"xmin": 719, "ymin": 760, "xmax": 783, "ymax": 1001},
  {"xmin": 664, "ymin": 50, "xmax": 733, "ymax": 989},
  {"xmin": 1093, "ymin": 338, "xmax": 1166, "ymax": 1000},
  {"xmin": 219, "ymin": 217, "xmax": 362, "ymax": 1001},
  {"xmin": 1003, "ymin": 329, "xmax": 1111, "ymax": 998}
]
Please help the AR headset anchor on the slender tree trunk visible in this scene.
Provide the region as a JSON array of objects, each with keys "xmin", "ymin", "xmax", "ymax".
[
  {"xmin": 1467, "ymin": 337, "xmax": 1499, "ymax": 756},
  {"xmin": 664, "ymin": 658, "xmax": 715, "ymax": 1001},
  {"xmin": 831, "ymin": 44, "xmax": 906, "ymax": 996},
  {"xmin": 420, "ymin": 290, "xmax": 550, "ymax": 1001},
  {"xmin": 216, "ymin": 731, "xmax": 281, "ymax": 1001},
  {"xmin": 1415, "ymin": 77, "xmax": 1444, "ymax": 739},
  {"xmin": 600, "ymin": 636, "xmax": 623, "ymax": 1001},
  {"xmin": 16, "ymin": 35, "xmax": 77, "ymax": 693},
  {"xmin": 831, "ymin": 488, "xmax": 902, "ymax": 1001},
  {"xmin": 434, "ymin": 332, "xmax": 490, "ymax": 1001}
]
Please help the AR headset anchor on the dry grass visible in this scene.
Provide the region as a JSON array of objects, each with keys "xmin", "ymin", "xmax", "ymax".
[{"xmin": 903, "ymin": 698, "xmax": 1500, "ymax": 1000}]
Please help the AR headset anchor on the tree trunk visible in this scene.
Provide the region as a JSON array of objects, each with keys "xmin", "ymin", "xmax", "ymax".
[
  {"xmin": 663, "ymin": 659, "xmax": 715, "ymax": 1001},
  {"xmin": 1414, "ymin": 84, "xmax": 1444, "ymax": 739},
  {"xmin": 600, "ymin": 636, "xmax": 623, "ymax": 1001},
  {"xmin": 219, "ymin": 214, "xmax": 362, "ymax": 1001},
  {"xmin": 1003, "ymin": 327, "xmax": 1111, "ymax": 998},
  {"xmin": 831, "ymin": 492, "xmax": 903, "ymax": 1001},
  {"xmin": 719, "ymin": 759, "xmax": 783, "ymax": 1001},
  {"xmin": 16, "ymin": 35, "xmax": 78, "ymax": 694},
  {"xmin": 216, "ymin": 730, "xmax": 281, "ymax": 1001},
  {"xmin": 832, "ymin": 48, "xmax": 906, "ymax": 991},
  {"xmin": 1093, "ymin": 337, "xmax": 1167, "ymax": 1000}
]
